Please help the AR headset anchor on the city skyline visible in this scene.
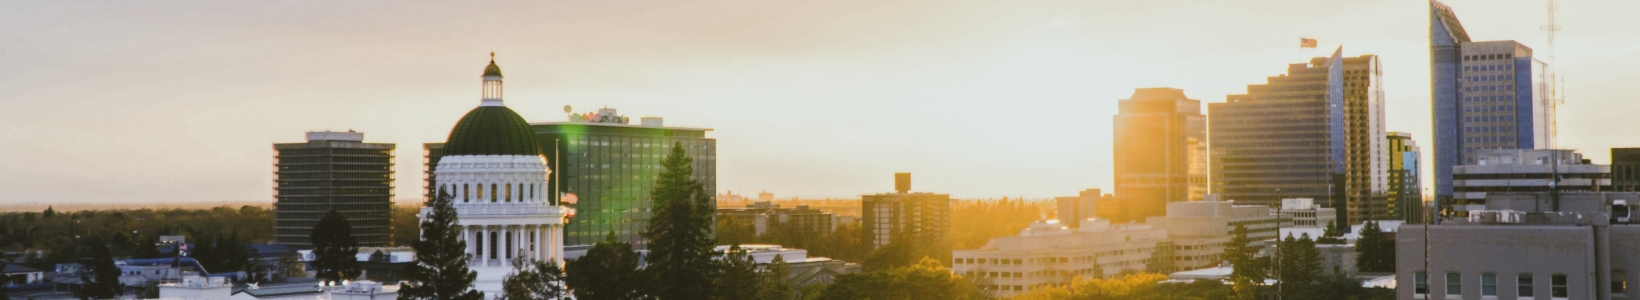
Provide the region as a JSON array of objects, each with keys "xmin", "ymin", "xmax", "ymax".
[{"xmin": 5, "ymin": 0, "xmax": 1640, "ymax": 204}]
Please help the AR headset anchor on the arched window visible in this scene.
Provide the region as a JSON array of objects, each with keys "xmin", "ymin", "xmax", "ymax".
[
  {"xmin": 464, "ymin": 184, "xmax": 471, "ymax": 202},
  {"xmin": 506, "ymin": 184, "xmax": 513, "ymax": 202},
  {"xmin": 491, "ymin": 184, "xmax": 498, "ymax": 203}
]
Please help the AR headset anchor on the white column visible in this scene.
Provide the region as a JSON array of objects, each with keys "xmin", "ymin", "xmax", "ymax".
[{"xmin": 483, "ymin": 226, "xmax": 492, "ymax": 263}]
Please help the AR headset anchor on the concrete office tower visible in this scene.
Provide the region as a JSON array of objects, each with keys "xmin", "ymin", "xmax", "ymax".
[
  {"xmin": 530, "ymin": 107, "xmax": 715, "ymax": 251},
  {"xmin": 1210, "ymin": 48, "xmax": 1388, "ymax": 226},
  {"xmin": 273, "ymin": 131, "xmax": 394, "ymax": 248},
  {"xmin": 1388, "ymin": 132, "xmax": 1424, "ymax": 223},
  {"xmin": 1430, "ymin": 0, "xmax": 1548, "ymax": 211},
  {"xmin": 1113, "ymin": 88, "xmax": 1206, "ymax": 223},
  {"xmin": 1055, "ymin": 188, "xmax": 1111, "ymax": 228},
  {"xmin": 1612, "ymin": 148, "xmax": 1640, "ymax": 192},
  {"xmin": 862, "ymin": 174, "xmax": 951, "ymax": 259},
  {"xmin": 422, "ymin": 56, "xmax": 571, "ymax": 294},
  {"xmin": 1398, "ymin": 192, "xmax": 1640, "ymax": 299},
  {"xmin": 1449, "ymin": 149, "xmax": 1609, "ymax": 215}
]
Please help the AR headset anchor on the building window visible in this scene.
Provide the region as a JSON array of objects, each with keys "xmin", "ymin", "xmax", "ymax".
[
  {"xmin": 1552, "ymin": 274, "xmax": 1568, "ymax": 298},
  {"xmin": 1482, "ymin": 273, "xmax": 1497, "ymax": 296},
  {"xmin": 1519, "ymin": 274, "xmax": 1534, "ymax": 297},
  {"xmin": 1447, "ymin": 272, "xmax": 1462, "ymax": 296},
  {"xmin": 1616, "ymin": 270, "xmax": 1628, "ymax": 294},
  {"xmin": 1415, "ymin": 271, "xmax": 1430, "ymax": 295}
]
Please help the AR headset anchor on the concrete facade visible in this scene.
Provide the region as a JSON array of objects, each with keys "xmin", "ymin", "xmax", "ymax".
[
  {"xmin": 1450, "ymin": 149, "xmax": 1609, "ymax": 216},
  {"xmin": 1397, "ymin": 192, "xmax": 1640, "ymax": 299}
]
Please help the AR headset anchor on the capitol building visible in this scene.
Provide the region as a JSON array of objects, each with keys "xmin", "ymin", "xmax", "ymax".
[{"xmin": 421, "ymin": 54, "xmax": 572, "ymax": 296}]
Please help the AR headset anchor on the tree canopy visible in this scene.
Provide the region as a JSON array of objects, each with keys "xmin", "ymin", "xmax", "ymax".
[
  {"xmin": 311, "ymin": 211, "xmax": 361, "ymax": 286},
  {"xmin": 642, "ymin": 142, "xmax": 719, "ymax": 299},
  {"xmin": 398, "ymin": 192, "xmax": 484, "ymax": 300}
]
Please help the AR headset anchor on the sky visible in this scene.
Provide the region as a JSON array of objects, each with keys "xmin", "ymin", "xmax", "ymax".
[{"xmin": 4, "ymin": 0, "xmax": 1640, "ymax": 205}]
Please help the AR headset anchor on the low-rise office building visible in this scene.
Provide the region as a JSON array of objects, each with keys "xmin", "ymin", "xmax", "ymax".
[
  {"xmin": 1449, "ymin": 149, "xmax": 1609, "ymax": 216},
  {"xmin": 717, "ymin": 201, "xmax": 837, "ymax": 236},
  {"xmin": 1278, "ymin": 198, "xmax": 1338, "ymax": 228},
  {"xmin": 953, "ymin": 219, "xmax": 1169, "ymax": 298},
  {"xmin": 1397, "ymin": 191, "xmax": 1640, "ymax": 299}
]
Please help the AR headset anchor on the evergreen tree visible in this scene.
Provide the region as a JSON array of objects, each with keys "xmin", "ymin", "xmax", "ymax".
[
  {"xmin": 399, "ymin": 192, "xmax": 484, "ymax": 300},
  {"xmin": 76, "ymin": 243, "xmax": 123, "ymax": 300},
  {"xmin": 1355, "ymin": 221, "xmax": 1394, "ymax": 273},
  {"xmin": 243, "ymin": 245, "xmax": 271, "ymax": 284},
  {"xmin": 565, "ymin": 233, "xmax": 643, "ymax": 300},
  {"xmin": 311, "ymin": 211, "xmax": 361, "ymax": 285},
  {"xmin": 712, "ymin": 245, "xmax": 761, "ymax": 300},
  {"xmin": 757, "ymin": 254, "xmax": 794, "ymax": 300},
  {"xmin": 1225, "ymin": 225, "xmax": 1265, "ymax": 300},
  {"xmin": 862, "ymin": 235, "xmax": 921, "ymax": 272},
  {"xmin": 503, "ymin": 257, "xmax": 567, "ymax": 300},
  {"xmin": 643, "ymin": 142, "xmax": 719, "ymax": 299},
  {"xmin": 1317, "ymin": 220, "xmax": 1346, "ymax": 244},
  {"xmin": 42, "ymin": 206, "xmax": 55, "ymax": 219}
]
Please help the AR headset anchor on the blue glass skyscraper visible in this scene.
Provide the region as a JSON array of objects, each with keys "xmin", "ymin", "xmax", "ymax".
[{"xmin": 1430, "ymin": 0, "xmax": 1546, "ymax": 215}]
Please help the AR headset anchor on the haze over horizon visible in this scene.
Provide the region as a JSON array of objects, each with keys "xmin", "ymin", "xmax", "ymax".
[{"xmin": 5, "ymin": 0, "xmax": 1640, "ymax": 204}]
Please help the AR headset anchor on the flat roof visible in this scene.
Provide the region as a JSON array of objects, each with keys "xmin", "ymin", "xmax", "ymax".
[{"xmin": 530, "ymin": 121, "xmax": 713, "ymax": 132}]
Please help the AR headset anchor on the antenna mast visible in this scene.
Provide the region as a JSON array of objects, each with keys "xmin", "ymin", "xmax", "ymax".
[{"xmin": 1541, "ymin": 0, "xmax": 1564, "ymax": 149}]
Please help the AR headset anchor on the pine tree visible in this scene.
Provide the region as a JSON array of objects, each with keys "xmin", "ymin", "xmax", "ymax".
[
  {"xmin": 311, "ymin": 211, "xmax": 361, "ymax": 285},
  {"xmin": 565, "ymin": 233, "xmax": 643, "ymax": 300},
  {"xmin": 1355, "ymin": 221, "xmax": 1394, "ymax": 273},
  {"xmin": 643, "ymin": 142, "xmax": 719, "ymax": 299},
  {"xmin": 503, "ymin": 257, "xmax": 567, "ymax": 300},
  {"xmin": 76, "ymin": 243, "xmax": 123, "ymax": 300},
  {"xmin": 399, "ymin": 192, "xmax": 484, "ymax": 300},
  {"xmin": 1317, "ymin": 220, "xmax": 1346, "ymax": 244},
  {"xmin": 712, "ymin": 245, "xmax": 761, "ymax": 300},
  {"xmin": 757, "ymin": 254, "xmax": 794, "ymax": 300},
  {"xmin": 244, "ymin": 245, "xmax": 271, "ymax": 284},
  {"xmin": 1225, "ymin": 225, "xmax": 1265, "ymax": 300}
]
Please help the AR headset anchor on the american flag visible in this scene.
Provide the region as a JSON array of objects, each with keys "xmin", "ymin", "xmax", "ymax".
[{"xmin": 1300, "ymin": 38, "xmax": 1317, "ymax": 48}]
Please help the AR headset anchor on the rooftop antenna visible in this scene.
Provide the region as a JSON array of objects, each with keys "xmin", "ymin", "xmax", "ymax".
[
  {"xmin": 1541, "ymin": 0, "xmax": 1564, "ymax": 150},
  {"xmin": 1543, "ymin": 0, "xmax": 1565, "ymax": 210}
]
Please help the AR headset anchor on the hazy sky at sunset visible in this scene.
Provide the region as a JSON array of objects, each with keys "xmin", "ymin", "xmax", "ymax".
[{"xmin": 4, "ymin": 0, "xmax": 1639, "ymax": 204}]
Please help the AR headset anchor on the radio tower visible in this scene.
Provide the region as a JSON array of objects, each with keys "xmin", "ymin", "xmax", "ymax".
[{"xmin": 1541, "ymin": 0, "xmax": 1564, "ymax": 149}]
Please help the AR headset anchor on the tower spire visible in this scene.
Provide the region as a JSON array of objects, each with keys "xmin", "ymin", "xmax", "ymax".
[{"xmin": 481, "ymin": 53, "xmax": 504, "ymax": 106}]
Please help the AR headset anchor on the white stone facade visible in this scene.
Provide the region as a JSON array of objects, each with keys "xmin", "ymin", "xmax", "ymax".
[{"xmin": 424, "ymin": 154, "xmax": 569, "ymax": 297}]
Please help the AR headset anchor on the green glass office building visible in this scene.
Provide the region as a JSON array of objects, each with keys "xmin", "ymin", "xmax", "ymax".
[{"xmin": 533, "ymin": 111, "xmax": 715, "ymax": 249}]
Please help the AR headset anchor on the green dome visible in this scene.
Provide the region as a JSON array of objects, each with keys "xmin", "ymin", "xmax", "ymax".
[
  {"xmin": 483, "ymin": 59, "xmax": 503, "ymax": 77},
  {"xmin": 443, "ymin": 106, "xmax": 541, "ymax": 156}
]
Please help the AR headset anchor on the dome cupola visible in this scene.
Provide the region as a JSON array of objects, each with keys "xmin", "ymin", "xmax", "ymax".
[{"xmin": 441, "ymin": 53, "xmax": 543, "ymax": 156}]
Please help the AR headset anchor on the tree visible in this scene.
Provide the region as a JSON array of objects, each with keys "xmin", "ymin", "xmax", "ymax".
[
  {"xmin": 1277, "ymin": 234, "xmax": 1323, "ymax": 299},
  {"xmin": 0, "ymin": 260, "xmax": 10, "ymax": 300},
  {"xmin": 862, "ymin": 235, "xmax": 923, "ymax": 272},
  {"xmin": 243, "ymin": 245, "xmax": 271, "ymax": 284},
  {"xmin": 643, "ymin": 142, "xmax": 719, "ymax": 299},
  {"xmin": 713, "ymin": 245, "xmax": 761, "ymax": 300},
  {"xmin": 1317, "ymin": 220, "xmax": 1346, "ymax": 245},
  {"xmin": 815, "ymin": 257, "xmax": 982, "ymax": 300},
  {"xmin": 42, "ymin": 206, "xmax": 55, "ymax": 219},
  {"xmin": 76, "ymin": 243, "xmax": 123, "ymax": 300},
  {"xmin": 503, "ymin": 257, "xmax": 567, "ymax": 300},
  {"xmin": 311, "ymin": 211, "xmax": 361, "ymax": 286},
  {"xmin": 565, "ymin": 233, "xmax": 644, "ymax": 300},
  {"xmin": 757, "ymin": 254, "xmax": 794, "ymax": 300},
  {"xmin": 399, "ymin": 192, "xmax": 484, "ymax": 300},
  {"xmin": 1225, "ymin": 225, "xmax": 1266, "ymax": 300},
  {"xmin": 1355, "ymin": 221, "xmax": 1394, "ymax": 273}
]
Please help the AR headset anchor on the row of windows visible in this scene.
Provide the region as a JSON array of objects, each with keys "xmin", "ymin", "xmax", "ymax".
[
  {"xmin": 279, "ymin": 148, "xmax": 392, "ymax": 156},
  {"xmin": 1465, "ymin": 85, "xmax": 1513, "ymax": 92},
  {"xmin": 278, "ymin": 165, "xmax": 392, "ymax": 172},
  {"xmin": 439, "ymin": 182, "xmax": 545, "ymax": 203},
  {"xmin": 1415, "ymin": 271, "xmax": 1566, "ymax": 298},
  {"xmin": 278, "ymin": 156, "xmax": 391, "ymax": 164},
  {"xmin": 1463, "ymin": 53, "xmax": 1514, "ymax": 62},
  {"xmin": 1466, "ymin": 74, "xmax": 1513, "ymax": 82}
]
